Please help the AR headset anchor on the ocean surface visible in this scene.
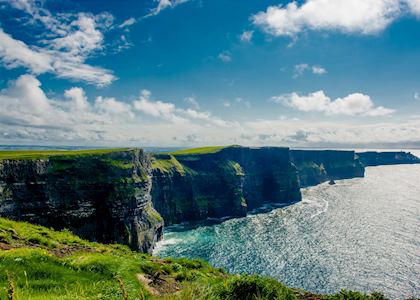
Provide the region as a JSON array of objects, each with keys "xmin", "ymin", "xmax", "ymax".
[{"xmin": 154, "ymin": 163, "xmax": 420, "ymax": 299}]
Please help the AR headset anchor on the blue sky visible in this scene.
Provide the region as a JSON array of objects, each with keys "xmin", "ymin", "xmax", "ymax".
[{"xmin": 0, "ymin": 0, "xmax": 420, "ymax": 148}]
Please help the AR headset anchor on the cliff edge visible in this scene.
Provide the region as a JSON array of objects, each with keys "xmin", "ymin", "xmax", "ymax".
[
  {"xmin": 151, "ymin": 146, "xmax": 301, "ymax": 225},
  {"xmin": 0, "ymin": 149, "xmax": 163, "ymax": 253},
  {"xmin": 357, "ymin": 151, "xmax": 420, "ymax": 166},
  {"xmin": 290, "ymin": 150, "xmax": 365, "ymax": 187}
]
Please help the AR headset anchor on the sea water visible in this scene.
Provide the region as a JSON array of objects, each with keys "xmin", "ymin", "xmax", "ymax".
[{"xmin": 154, "ymin": 163, "xmax": 420, "ymax": 299}]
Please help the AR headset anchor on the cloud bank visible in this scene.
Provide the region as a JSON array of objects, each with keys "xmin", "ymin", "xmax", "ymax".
[
  {"xmin": 0, "ymin": 75, "xmax": 417, "ymax": 148},
  {"xmin": 273, "ymin": 90, "xmax": 395, "ymax": 116},
  {"xmin": 253, "ymin": 0, "xmax": 420, "ymax": 38}
]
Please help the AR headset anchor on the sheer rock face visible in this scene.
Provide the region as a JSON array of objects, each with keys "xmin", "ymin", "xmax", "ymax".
[
  {"xmin": 0, "ymin": 150, "xmax": 163, "ymax": 253},
  {"xmin": 151, "ymin": 147, "xmax": 302, "ymax": 225},
  {"xmin": 357, "ymin": 151, "xmax": 420, "ymax": 166},
  {"xmin": 290, "ymin": 150, "xmax": 365, "ymax": 187}
]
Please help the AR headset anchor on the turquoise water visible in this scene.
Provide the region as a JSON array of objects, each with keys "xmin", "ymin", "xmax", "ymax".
[{"xmin": 154, "ymin": 164, "xmax": 420, "ymax": 299}]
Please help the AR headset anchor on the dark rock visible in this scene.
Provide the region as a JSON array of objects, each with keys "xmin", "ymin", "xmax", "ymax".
[
  {"xmin": 290, "ymin": 150, "xmax": 365, "ymax": 187},
  {"xmin": 151, "ymin": 146, "xmax": 301, "ymax": 225},
  {"xmin": 357, "ymin": 151, "xmax": 420, "ymax": 166},
  {"xmin": 0, "ymin": 149, "xmax": 163, "ymax": 253}
]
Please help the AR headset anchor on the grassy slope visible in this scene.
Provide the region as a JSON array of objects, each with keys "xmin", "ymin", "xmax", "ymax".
[
  {"xmin": 166, "ymin": 146, "xmax": 233, "ymax": 156},
  {"xmin": 0, "ymin": 149, "xmax": 131, "ymax": 160},
  {"xmin": 151, "ymin": 145, "xmax": 242, "ymax": 175},
  {"xmin": 0, "ymin": 218, "xmax": 389, "ymax": 300}
]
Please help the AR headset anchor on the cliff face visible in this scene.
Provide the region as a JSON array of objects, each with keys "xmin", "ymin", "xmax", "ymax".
[
  {"xmin": 0, "ymin": 150, "xmax": 163, "ymax": 253},
  {"xmin": 290, "ymin": 150, "xmax": 365, "ymax": 187},
  {"xmin": 357, "ymin": 151, "xmax": 420, "ymax": 166},
  {"xmin": 151, "ymin": 147, "xmax": 301, "ymax": 225}
]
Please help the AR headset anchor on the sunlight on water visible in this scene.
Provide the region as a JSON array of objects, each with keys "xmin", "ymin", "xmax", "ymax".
[{"xmin": 154, "ymin": 164, "xmax": 420, "ymax": 299}]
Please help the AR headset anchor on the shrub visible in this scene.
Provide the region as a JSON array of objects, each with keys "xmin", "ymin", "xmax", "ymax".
[{"xmin": 214, "ymin": 275, "xmax": 295, "ymax": 300}]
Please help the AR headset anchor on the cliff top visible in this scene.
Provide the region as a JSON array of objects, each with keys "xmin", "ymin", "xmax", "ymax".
[
  {"xmin": 166, "ymin": 145, "xmax": 238, "ymax": 156},
  {"xmin": 0, "ymin": 217, "xmax": 387, "ymax": 300},
  {"xmin": 0, "ymin": 148, "xmax": 135, "ymax": 160}
]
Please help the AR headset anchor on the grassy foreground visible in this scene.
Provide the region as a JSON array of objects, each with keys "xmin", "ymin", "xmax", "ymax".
[{"xmin": 0, "ymin": 218, "xmax": 392, "ymax": 300}]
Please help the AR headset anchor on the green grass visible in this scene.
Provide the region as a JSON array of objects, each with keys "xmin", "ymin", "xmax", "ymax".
[
  {"xmin": 0, "ymin": 148, "xmax": 132, "ymax": 161},
  {"xmin": 151, "ymin": 155, "xmax": 186, "ymax": 174},
  {"xmin": 166, "ymin": 145, "xmax": 238, "ymax": 156},
  {"xmin": 0, "ymin": 218, "xmax": 392, "ymax": 300}
]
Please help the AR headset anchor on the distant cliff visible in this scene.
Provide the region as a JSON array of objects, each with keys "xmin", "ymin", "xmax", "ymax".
[
  {"xmin": 290, "ymin": 150, "xmax": 365, "ymax": 187},
  {"xmin": 357, "ymin": 151, "xmax": 420, "ymax": 166},
  {"xmin": 151, "ymin": 146, "xmax": 301, "ymax": 225},
  {"xmin": 0, "ymin": 149, "xmax": 163, "ymax": 253}
]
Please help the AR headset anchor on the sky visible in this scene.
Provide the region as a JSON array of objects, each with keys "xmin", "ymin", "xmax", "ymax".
[{"xmin": 0, "ymin": 0, "xmax": 420, "ymax": 148}]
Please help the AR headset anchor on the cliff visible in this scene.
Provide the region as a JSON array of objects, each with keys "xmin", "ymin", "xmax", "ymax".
[
  {"xmin": 1, "ymin": 147, "xmax": 416, "ymax": 251},
  {"xmin": 357, "ymin": 151, "xmax": 420, "ymax": 166},
  {"xmin": 290, "ymin": 150, "xmax": 365, "ymax": 187},
  {"xmin": 151, "ymin": 146, "xmax": 301, "ymax": 225},
  {"xmin": 0, "ymin": 149, "xmax": 163, "ymax": 253}
]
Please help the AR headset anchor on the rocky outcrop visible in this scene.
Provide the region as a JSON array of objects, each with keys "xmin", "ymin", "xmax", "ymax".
[
  {"xmin": 151, "ymin": 146, "xmax": 301, "ymax": 225},
  {"xmin": 357, "ymin": 151, "xmax": 420, "ymax": 166},
  {"xmin": 0, "ymin": 149, "xmax": 163, "ymax": 253},
  {"xmin": 290, "ymin": 150, "xmax": 365, "ymax": 187}
]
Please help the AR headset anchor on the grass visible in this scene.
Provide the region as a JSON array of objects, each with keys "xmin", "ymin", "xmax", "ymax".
[
  {"xmin": 0, "ymin": 217, "xmax": 393, "ymax": 300},
  {"xmin": 0, "ymin": 148, "xmax": 132, "ymax": 161},
  {"xmin": 151, "ymin": 155, "xmax": 186, "ymax": 174},
  {"xmin": 166, "ymin": 145, "xmax": 238, "ymax": 156}
]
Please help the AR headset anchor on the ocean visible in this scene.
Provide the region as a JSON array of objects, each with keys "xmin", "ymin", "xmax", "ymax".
[{"xmin": 154, "ymin": 161, "xmax": 420, "ymax": 299}]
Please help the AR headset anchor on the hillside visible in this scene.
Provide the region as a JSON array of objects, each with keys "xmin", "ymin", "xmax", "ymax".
[{"xmin": 0, "ymin": 217, "xmax": 388, "ymax": 300}]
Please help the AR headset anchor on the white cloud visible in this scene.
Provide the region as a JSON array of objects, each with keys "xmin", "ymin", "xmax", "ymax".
[
  {"xmin": 0, "ymin": 74, "xmax": 130, "ymax": 132},
  {"xmin": 145, "ymin": 0, "xmax": 191, "ymax": 17},
  {"xmin": 184, "ymin": 96, "xmax": 200, "ymax": 109},
  {"xmin": 133, "ymin": 90, "xmax": 230, "ymax": 126},
  {"xmin": 406, "ymin": 0, "xmax": 420, "ymax": 15},
  {"xmin": 312, "ymin": 65, "xmax": 327, "ymax": 75},
  {"xmin": 0, "ymin": 29, "xmax": 53, "ymax": 74},
  {"xmin": 52, "ymin": 60, "xmax": 116, "ymax": 87},
  {"xmin": 243, "ymin": 117, "xmax": 420, "ymax": 147},
  {"xmin": 119, "ymin": 17, "xmax": 136, "ymax": 28},
  {"xmin": 64, "ymin": 87, "xmax": 89, "ymax": 111},
  {"xmin": 293, "ymin": 63, "xmax": 327, "ymax": 78},
  {"xmin": 273, "ymin": 90, "xmax": 394, "ymax": 116},
  {"xmin": 9, "ymin": 74, "xmax": 50, "ymax": 114},
  {"xmin": 0, "ymin": 75, "xmax": 419, "ymax": 147},
  {"xmin": 293, "ymin": 63, "xmax": 309, "ymax": 78},
  {"xmin": 218, "ymin": 51, "xmax": 232, "ymax": 62},
  {"xmin": 133, "ymin": 90, "xmax": 187, "ymax": 124},
  {"xmin": 415, "ymin": 92, "xmax": 420, "ymax": 100},
  {"xmin": 252, "ymin": 0, "xmax": 420, "ymax": 38},
  {"xmin": 95, "ymin": 96, "xmax": 134, "ymax": 119},
  {"xmin": 182, "ymin": 109, "xmax": 228, "ymax": 127},
  {"xmin": 49, "ymin": 13, "xmax": 104, "ymax": 57},
  {"xmin": 0, "ymin": 3, "xmax": 118, "ymax": 86},
  {"xmin": 222, "ymin": 98, "xmax": 251, "ymax": 109},
  {"xmin": 240, "ymin": 30, "xmax": 254, "ymax": 42}
]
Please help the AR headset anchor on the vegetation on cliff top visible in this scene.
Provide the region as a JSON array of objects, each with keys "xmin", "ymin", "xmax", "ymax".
[
  {"xmin": 0, "ymin": 217, "xmax": 391, "ymax": 300},
  {"xmin": 151, "ymin": 155, "xmax": 186, "ymax": 174},
  {"xmin": 166, "ymin": 145, "xmax": 240, "ymax": 156},
  {"xmin": 0, "ymin": 149, "xmax": 132, "ymax": 161}
]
